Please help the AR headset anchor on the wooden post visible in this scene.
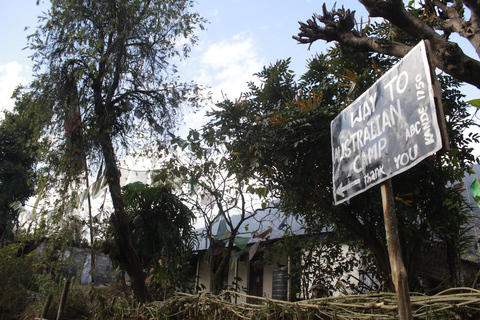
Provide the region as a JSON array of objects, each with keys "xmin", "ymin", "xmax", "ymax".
[
  {"xmin": 39, "ymin": 294, "xmax": 53, "ymax": 319},
  {"xmin": 287, "ymin": 255, "xmax": 292, "ymax": 301},
  {"xmin": 56, "ymin": 278, "xmax": 71, "ymax": 320},
  {"xmin": 381, "ymin": 179, "xmax": 412, "ymax": 320}
]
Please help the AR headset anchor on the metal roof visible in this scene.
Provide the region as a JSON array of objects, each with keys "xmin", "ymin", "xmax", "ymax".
[{"xmin": 194, "ymin": 206, "xmax": 306, "ymax": 251}]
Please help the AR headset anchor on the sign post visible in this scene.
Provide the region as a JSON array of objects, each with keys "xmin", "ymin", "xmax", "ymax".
[
  {"xmin": 331, "ymin": 40, "xmax": 445, "ymax": 319},
  {"xmin": 381, "ymin": 179, "xmax": 412, "ymax": 319}
]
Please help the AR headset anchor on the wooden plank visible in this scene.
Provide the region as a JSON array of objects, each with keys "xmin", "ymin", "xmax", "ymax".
[{"xmin": 424, "ymin": 40, "xmax": 450, "ymax": 153}]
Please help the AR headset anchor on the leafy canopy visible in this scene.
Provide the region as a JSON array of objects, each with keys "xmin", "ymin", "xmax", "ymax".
[
  {"xmin": 0, "ymin": 99, "xmax": 37, "ymax": 243},
  {"xmin": 204, "ymin": 38, "xmax": 479, "ymax": 291},
  {"xmin": 25, "ymin": 0, "xmax": 206, "ymax": 185}
]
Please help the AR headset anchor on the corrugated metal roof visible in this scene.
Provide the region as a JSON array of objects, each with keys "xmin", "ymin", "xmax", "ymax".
[{"xmin": 194, "ymin": 206, "xmax": 306, "ymax": 251}]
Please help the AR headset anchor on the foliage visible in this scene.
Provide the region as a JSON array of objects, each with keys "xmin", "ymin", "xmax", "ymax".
[
  {"xmin": 204, "ymin": 32, "xmax": 479, "ymax": 292},
  {"xmin": 467, "ymin": 99, "xmax": 480, "ymax": 109},
  {"xmin": 25, "ymin": 0, "xmax": 205, "ymax": 154},
  {"xmin": 0, "ymin": 243, "xmax": 55, "ymax": 320},
  {"xmin": 0, "ymin": 241, "xmax": 129, "ymax": 319},
  {"xmin": 121, "ymin": 182, "xmax": 196, "ymax": 297},
  {"xmin": 21, "ymin": 0, "xmax": 206, "ymax": 302},
  {"xmin": 0, "ymin": 244, "xmax": 35, "ymax": 315},
  {"xmin": 20, "ymin": 280, "xmax": 103, "ymax": 320},
  {"xmin": 0, "ymin": 104, "xmax": 37, "ymax": 243},
  {"xmin": 0, "ymin": 240, "xmax": 125, "ymax": 319},
  {"xmin": 261, "ymin": 229, "xmax": 360, "ymax": 299}
]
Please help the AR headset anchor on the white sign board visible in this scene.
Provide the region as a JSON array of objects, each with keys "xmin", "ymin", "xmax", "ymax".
[{"xmin": 331, "ymin": 41, "xmax": 442, "ymax": 205}]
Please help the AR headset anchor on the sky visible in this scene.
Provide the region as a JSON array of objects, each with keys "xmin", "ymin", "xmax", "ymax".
[
  {"xmin": 0, "ymin": 0, "xmax": 479, "ymax": 153},
  {"xmin": 0, "ymin": 1, "xmax": 364, "ymax": 118}
]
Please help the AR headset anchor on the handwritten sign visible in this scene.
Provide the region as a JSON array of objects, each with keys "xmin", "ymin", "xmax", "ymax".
[{"xmin": 331, "ymin": 41, "xmax": 442, "ymax": 205}]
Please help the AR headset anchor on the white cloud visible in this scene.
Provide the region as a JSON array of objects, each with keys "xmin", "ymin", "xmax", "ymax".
[
  {"xmin": 0, "ymin": 61, "xmax": 29, "ymax": 115},
  {"xmin": 179, "ymin": 34, "xmax": 264, "ymax": 134},
  {"xmin": 194, "ymin": 34, "xmax": 263, "ymax": 102}
]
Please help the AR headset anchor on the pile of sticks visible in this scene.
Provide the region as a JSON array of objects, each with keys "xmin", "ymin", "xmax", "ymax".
[{"xmin": 127, "ymin": 287, "xmax": 480, "ymax": 319}]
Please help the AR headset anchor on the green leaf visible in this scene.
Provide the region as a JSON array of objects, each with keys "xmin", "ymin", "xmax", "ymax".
[
  {"xmin": 124, "ymin": 181, "xmax": 147, "ymax": 192},
  {"xmin": 466, "ymin": 99, "xmax": 480, "ymax": 109}
]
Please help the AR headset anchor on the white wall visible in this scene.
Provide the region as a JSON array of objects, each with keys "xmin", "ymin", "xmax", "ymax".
[{"xmin": 194, "ymin": 242, "xmax": 361, "ymax": 302}]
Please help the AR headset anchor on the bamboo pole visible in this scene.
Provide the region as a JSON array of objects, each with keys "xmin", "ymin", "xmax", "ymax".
[
  {"xmin": 84, "ymin": 163, "xmax": 95, "ymax": 284},
  {"xmin": 149, "ymin": 288, "xmax": 480, "ymax": 319}
]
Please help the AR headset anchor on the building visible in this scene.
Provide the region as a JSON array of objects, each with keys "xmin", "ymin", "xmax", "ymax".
[
  {"xmin": 191, "ymin": 163, "xmax": 480, "ymax": 300},
  {"xmin": 33, "ymin": 240, "xmax": 117, "ymax": 285},
  {"xmin": 192, "ymin": 207, "xmax": 360, "ymax": 302}
]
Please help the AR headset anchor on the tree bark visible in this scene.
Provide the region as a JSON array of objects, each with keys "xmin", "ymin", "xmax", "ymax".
[{"xmin": 99, "ymin": 130, "xmax": 150, "ymax": 302}]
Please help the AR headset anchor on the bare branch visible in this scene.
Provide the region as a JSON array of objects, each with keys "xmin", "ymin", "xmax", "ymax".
[
  {"xmin": 293, "ymin": 13, "xmax": 411, "ymax": 59},
  {"xmin": 294, "ymin": 1, "xmax": 480, "ymax": 90}
]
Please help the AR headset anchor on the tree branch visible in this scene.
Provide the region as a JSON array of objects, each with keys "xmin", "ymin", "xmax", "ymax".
[
  {"xmin": 463, "ymin": 0, "xmax": 480, "ymax": 57},
  {"xmin": 293, "ymin": 1, "xmax": 480, "ymax": 90}
]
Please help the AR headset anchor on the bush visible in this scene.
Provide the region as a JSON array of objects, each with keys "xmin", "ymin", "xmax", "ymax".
[
  {"xmin": 0, "ymin": 242, "xmax": 122, "ymax": 320},
  {"xmin": 0, "ymin": 243, "xmax": 36, "ymax": 320}
]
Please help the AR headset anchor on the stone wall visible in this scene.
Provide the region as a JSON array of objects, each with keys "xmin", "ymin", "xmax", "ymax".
[{"xmin": 64, "ymin": 247, "xmax": 117, "ymax": 285}]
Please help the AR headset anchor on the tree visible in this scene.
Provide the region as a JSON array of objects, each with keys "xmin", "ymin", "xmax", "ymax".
[
  {"xmin": 205, "ymin": 40, "xmax": 479, "ymax": 292},
  {"xmin": 0, "ymin": 94, "xmax": 37, "ymax": 243},
  {"xmin": 119, "ymin": 182, "xmax": 196, "ymax": 298},
  {"xmin": 293, "ymin": 1, "xmax": 480, "ymax": 90},
  {"xmin": 261, "ymin": 229, "xmax": 361, "ymax": 299},
  {"xmin": 290, "ymin": 1, "xmax": 480, "ymax": 291},
  {"xmin": 156, "ymin": 131, "xmax": 275, "ymax": 294},
  {"xmin": 22, "ymin": 0, "xmax": 205, "ymax": 302}
]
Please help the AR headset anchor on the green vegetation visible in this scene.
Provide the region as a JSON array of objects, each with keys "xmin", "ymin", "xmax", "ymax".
[
  {"xmin": 0, "ymin": 103, "xmax": 37, "ymax": 244},
  {"xmin": 204, "ymin": 43, "xmax": 478, "ymax": 291},
  {"xmin": 17, "ymin": 0, "xmax": 205, "ymax": 302}
]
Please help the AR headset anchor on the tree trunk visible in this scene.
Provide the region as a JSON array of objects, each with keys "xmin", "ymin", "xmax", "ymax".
[
  {"xmin": 99, "ymin": 131, "xmax": 150, "ymax": 302},
  {"xmin": 211, "ymin": 240, "xmax": 234, "ymax": 294}
]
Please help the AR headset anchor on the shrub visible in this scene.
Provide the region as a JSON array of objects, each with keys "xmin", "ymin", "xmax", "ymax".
[{"xmin": 0, "ymin": 243, "xmax": 36, "ymax": 320}]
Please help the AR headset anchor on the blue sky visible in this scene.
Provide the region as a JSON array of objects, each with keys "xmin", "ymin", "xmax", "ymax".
[
  {"xmin": 0, "ymin": 1, "xmax": 478, "ymax": 151},
  {"xmin": 0, "ymin": 1, "xmax": 369, "ymax": 115}
]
